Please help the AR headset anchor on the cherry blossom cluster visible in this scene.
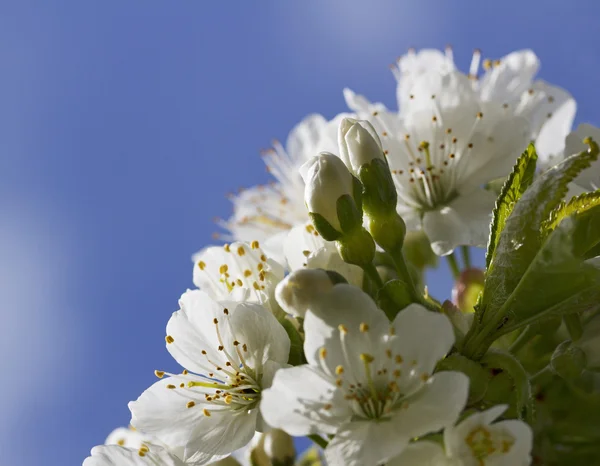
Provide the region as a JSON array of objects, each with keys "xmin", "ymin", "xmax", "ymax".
[{"xmin": 84, "ymin": 48, "xmax": 600, "ymax": 466}]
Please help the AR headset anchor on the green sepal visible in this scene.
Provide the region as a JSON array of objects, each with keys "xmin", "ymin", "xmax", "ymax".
[
  {"xmin": 436, "ymin": 353, "xmax": 491, "ymax": 404},
  {"xmin": 550, "ymin": 340, "xmax": 587, "ymax": 380},
  {"xmin": 351, "ymin": 175, "xmax": 363, "ymax": 212},
  {"xmin": 357, "ymin": 158, "xmax": 397, "ymax": 217},
  {"xmin": 336, "ymin": 194, "xmax": 363, "ymax": 234},
  {"xmin": 279, "ymin": 317, "xmax": 306, "ymax": 366},
  {"xmin": 308, "ymin": 212, "xmax": 342, "ymax": 242},
  {"xmin": 376, "ymin": 279, "xmax": 413, "ymax": 320}
]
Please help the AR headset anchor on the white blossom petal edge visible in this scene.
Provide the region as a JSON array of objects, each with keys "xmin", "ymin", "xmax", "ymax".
[
  {"xmin": 260, "ymin": 284, "xmax": 469, "ymax": 466},
  {"xmin": 129, "ymin": 289, "xmax": 290, "ymax": 464}
]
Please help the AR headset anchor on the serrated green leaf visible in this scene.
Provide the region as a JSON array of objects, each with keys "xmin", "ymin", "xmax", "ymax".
[
  {"xmin": 486, "ymin": 143, "xmax": 538, "ymax": 269},
  {"xmin": 481, "ymin": 141, "xmax": 599, "ymax": 321},
  {"xmin": 542, "ymin": 189, "xmax": 600, "ymax": 234}
]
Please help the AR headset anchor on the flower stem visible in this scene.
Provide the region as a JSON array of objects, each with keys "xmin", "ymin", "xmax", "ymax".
[
  {"xmin": 308, "ymin": 434, "xmax": 329, "ymax": 449},
  {"xmin": 530, "ymin": 365, "xmax": 553, "ymax": 385},
  {"xmin": 362, "ymin": 263, "xmax": 384, "ymax": 289},
  {"xmin": 446, "ymin": 252, "xmax": 461, "ymax": 280},
  {"xmin": 508, "ymin": 326, "xmax": 536, "ymax": 355},
  {"xmin": 389, "ymin": 247, "xmax": 418, "ymax": 299},
  {"xmin": 461, "ymin": 246, "xmax": 471, "ymax": 269}
]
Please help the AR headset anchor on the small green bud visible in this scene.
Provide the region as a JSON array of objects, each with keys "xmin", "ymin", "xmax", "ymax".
[
  {"xmin": 336, "ymin": 226, "xmax": 376, "ymax": 267},
  {"xmin": 403, "ymin": 230, "xmax": 438, "ymax": 271},
  {"xmin": 452, "ymin": 268, "xmax": 485, "ymax": 314},
  {"xmin": 551, "ymin": 340, "xmax": 587, "ymax": 380},
  {"xmin": 377, "ymin": 279, "xmax": 412, "ymax": 319},
  {"xmin": 367, "ymin": 210, "xmax": 406, "ymax": 253}
]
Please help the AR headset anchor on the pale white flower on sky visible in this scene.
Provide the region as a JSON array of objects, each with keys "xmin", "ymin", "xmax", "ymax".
[
  {"xmin": 192, "ymin": 241, "xmax": 284, "ymax": 312},
  {"xmin": 222, "ymin": 113, "xmax": 351, "ymax": 258},
  {"xmin": 83, "ymin": 443, "xmax": 187, "ymax": 466},
  {"xmin": 388, "ymin": 405, "xmax": 533, "ymax": 466},
  {"xmin": 129, "ymin": 289, "xmax": 290, "ymax": 465},
  {"xmin": 260, "ymin": 284, "xmax": 469, "ymax": 466},
  {"xmin": 342, "ymin": 48, "xmax": 575, "ymax": 255},
  {"xmin": 283, "ymin": 222, "xmax": 363, "ymax": 287}
]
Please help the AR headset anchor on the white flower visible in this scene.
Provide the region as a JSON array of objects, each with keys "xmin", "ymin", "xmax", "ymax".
[
  {"xmin": 388, "ymin": 405, "xmax": 533, "ymax": 466},
  {"xmin": 275, "ymin": 268, "xmax": 335, "ymax": 318},
  {"xmin": 338, "ymin": 117, "xmax": 384, "ymax": 174},
  {"xmin": 343, "ymin": 48, "xmax": 575, "ymax": 255},
  {"xmin": 83, "ymin": 443, "xmax": 187, "ymax": 466},
  {"xmin": 283, "ymin": 222, "xmax": 363, "ymax": 287},
  {"xmin": 260, "ymin": 284, "xmax": 469, "ymax": 466},
  {"xmin": 192, "ymin": 241, "xmax": 284, "ymax": 312},
  {"xmin": 561, "ymin": 123, "xmax": 600, "ymax": 191},
  {"xmin": 104, "ymin": 426, "xmax": 152, "ymax": 449},
  {"xmin": 300, "ymin": 152, "xmax": 355, "ymax": 233},
  {"xmin": 221, "ymin": 113, "xmax": 350, "ymax": 251},
  {"xmin": 129, "ymin": 290, "xmax": 290, "ymax": 464}
]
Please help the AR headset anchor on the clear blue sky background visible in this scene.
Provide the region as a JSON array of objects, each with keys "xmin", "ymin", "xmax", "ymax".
[{"xmin": 1, "ymin": 2, "xmax": 599, "ymax": 465}]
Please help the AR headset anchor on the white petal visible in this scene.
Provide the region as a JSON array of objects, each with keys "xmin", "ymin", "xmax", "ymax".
[
  {"xmin": 479, "ymin": 50, "xmax": 539, "ymax": 102},
  {"xmin": 325, "ymin": 420, "xmax": 411, "ymax": 466},
  {"xmin": 306, "ymin": 245, "xmax": 363, "ymax": 288},
  {"xmin": 104, "ymin": 427, "xmax": 150, "ymax": 449},
  {"xmin": 283, "ymin": 222, "xmax": 328, "ymax": 271},
  {"xmin": 389, "ymin": 304, "xmax": 455, "ymax": 375},
  {"xmin": 285, "ymin": 114, "xmax": 329, "ymax": 163},
  {"xmin": 261, "ymin": 231, "xmax": 288, "ymax": 269},
  {"xmin": 390, "ymin": 371, "xmax": 469, "ymax": 440},
  {"xmin": 83, "ymin": 444, "xmax": 186, "ymax": 466},
  {"xmin": 422, "ymin": 189, "xmax": 497, "ymax": 255},
  {"xmin": 303, "ymin": 284, "xmax": 388, "ymax": 372},
  {"xmin": 486, "ymin": 419, "xmax": 533, "ymax": 466},
  {"xmin": 386, "ymin": 441, "xmax": 448, "ymax": 466},
  {"xmin": 227, "ymin": 302, "xmax": 290, "ymax": 366},
  {"xmin": 260, "ymin": 365, "xmax": 352, "ymax": 436}
]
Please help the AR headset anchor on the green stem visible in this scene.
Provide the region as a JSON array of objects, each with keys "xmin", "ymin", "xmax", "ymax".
[
  {"xmin": 564, "ymin": 314, "xmax": 583, "ymax": 342},
  {"xmin": 389, "ymin": 247, "xmax": 419, "ymax": 301},
  {"xmin": 362, "ymin": 263, "xmax": 384, "ymax": 289},
  {"xmin": 461, "ymin": 246, "xmax": 471, "ymax": 269},
  {"xmin": 308, "ymin": 434, "xmax": 329, "ymax": 449},
  {"xmin": 530, "ymin": 365, "xmax": 553, "ymax": 385},
  {"xmin": 508, "ymin": 326, "xmax": 536, "ymax": 355},
  {"xmin": 446, "ymin": 252, "xmax": 461, "ymax": 280}
]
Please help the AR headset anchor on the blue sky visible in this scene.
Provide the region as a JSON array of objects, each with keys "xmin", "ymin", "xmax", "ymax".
[{"xmin": 1, "ymin": 1, "xmax": 599, "ymax": 465}]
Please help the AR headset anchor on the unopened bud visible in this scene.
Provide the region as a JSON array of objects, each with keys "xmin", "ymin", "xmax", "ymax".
[
  {"xmin": 452, "ymin": 268, "xmax": 485, "ymax": 313},
  {"xmin": 403, "ymin": 230, "xmax": 438, "ymax": 271},
  {"xmin": 300, "ymin": 152, "xmax": 361, "ymax": 240},
  {"xmin": 575, "ymin": 315, "xmax": 600, "ymax": 370},
  {"xmin": 275, "ymin": 269, "xmax": 340, "ymax": 318},
  {"xmin": 263, "ymin": 428, "xmax": 295, "ymax": 466},
  {"xmin": 551, "ymin": 340, "xmax": 587, "ymax": 380},
  {"xmin": 338, "ymin": 117, "xmax": 384, "ymax": 174}
]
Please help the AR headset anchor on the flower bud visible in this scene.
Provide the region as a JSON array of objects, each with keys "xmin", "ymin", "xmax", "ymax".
[
  {"xmin": 275, "ymin": 268, "xmax": 341, "ymax": 318},
  {"xmin": 575, "ymin": 315, "xmax": 600, "ymax": 369},
  {"xmin": 403, "ymin": 230, "xmax": 438, "ymax": 271},
  {"xmin": 452, "ymin": 268, "xmax": 485, "ymax": 314},
  {"xmin": 551, "ymin": 340, "xmax": 587, "ymax": 380},
  {"xmin": 300, "ymin": 152, "xmax": 359, "ymax": 239},
  {"xmin": 263, "ymin": 428, "xmax": 295, "ymax": 466},
  {"xmin": 338, "ymin": 117, "xmax": 384, "ymax": 174}
]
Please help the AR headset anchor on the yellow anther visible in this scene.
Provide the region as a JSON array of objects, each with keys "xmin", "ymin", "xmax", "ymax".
[
  {"xmin": 420, "ymin": 373, "xmax": 430, "ymax": 382},
  {"xmin": 477, "ymin": 112, "xmax": 483, "ymax": 118},
  {"xmin": 244, "ymin": 269, "xmax": 252, "ymax": 277},
  {"xmin": 138, "ymin": 449, "xmax": 147, "ymax": 457},
  {"xmin": 182, "ymin": 369, "xmax": 188, "ymax": 375},
  {"xmin": 203, "ymin": 408, "xmax": 211, "ymax": 417},
  {"xmin": 253, "ymin": 281, "xmax": 260, "ymax": 290},
  {"xmin": 395, "ymin": 355, "xmax": 403, "ymax": 364},
  {"xmin": 482, "ymin": 58, "xmax": 492, "ymax": 70},
  {"xmin": 117, "ymin": 439, "xmax": 125, "ymax": 446},
  {"xmin": 335, "ymin": 365, "xmax": 344, "ymax": 375},
  {"xmin": 219, "ymin": 264, "xmax": 228, "ymax": 274},
  {"xmin": 260, "ymin": 254, "xmax": 267, "ymax": 261},
  {"xmin": 166, "ymin": 384, "xmax": 176, "ymax": 389},
  {"xmin": 213, "ymin": 318, "xmax": 218, "ymax": 324},
  {"xmin": 319, "ymin": 347, "xmax": 327, "ymax": 359},
  {"xmin": 225, "ymin": 395, "xmax": 233, "ymax": 404},
  {"xmin": 198, "ymin": 261, "xmax": 206, "ymax": 270},
  {"xmin": 385, "ymin": 349, "xmax": 392, "ymax": 359},
  {"xmin": 223, "ymin": 308, "xmax": 229, "ymax": 315},
  {"xmin": 154, "ymin": 370, "xmax": 165, "ymax": 378},
  {"xmin": 236, "ymin": 279, "xmax": 243, "ymax": 286},
  {"xmin": 165, "ymin": 335, "xmax": 174, "ymax": 344},
  {"xmin": 251, "ymin": 240, "xmax": 260, "ymax": 249},
  {"xmin": 323, "ymin": 403, "xmax": 332, "ymax": 410},
  {"xmin": 393, "ymin": 369, "xmax": 401, "ymax": 378},
  {"xmin": 139, "ymin": 445, "xmax": 149, "ymax": 453},
  {"xmin": 237, "ymin": 246, "xmax": 246, "ymax": 256},
  {"xmin": 359, "ymin": 322, "xmax": 369, "ymax": 333},
  {"xmin": 360, "ymin": 353, "xmax": 374, "ymax": 363},
  {"xmin": 338, "ymin": 324, "xmax": 348, "ymax": 334},
  {"xmin": 187, "ymin": 401, "xmax": 196, "ymax": 408}
]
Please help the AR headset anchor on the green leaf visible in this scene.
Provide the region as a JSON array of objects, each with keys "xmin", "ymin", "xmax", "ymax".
[
  {"xmin": 480, "ymin": 140, "xmax": 599, "ymax": 322},
  {"xmin": 542, "ymin": 189, "xmax": 600, "ymax": 243},
  {"xmin": 486, "ymin": 143, "xmax": 538, "ymax": 269}
]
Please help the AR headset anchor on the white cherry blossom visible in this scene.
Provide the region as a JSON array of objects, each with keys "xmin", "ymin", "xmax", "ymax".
[
  {"xmin": 83, "ymin": 443, "xmax": 187, "ymax": 466},
  {"xmin": 388, "ymin": 405, "xmax": 533, "ymax": 466},
  {"xmin": 260, "ymin": 284, "xmax": 469, "ymax": 466},
  {"xmin": 129, "ymin": 289, "xmax": 290, "ymax": 464},
  {"xmin": 192, "ymin": 241, "xmax": 284, "ymax": 312},
  {"xmin": 221, "ymin": 113, "xmax": 350, "ymax": 255}
]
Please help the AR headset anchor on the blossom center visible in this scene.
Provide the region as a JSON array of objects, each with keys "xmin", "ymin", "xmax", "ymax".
[{"xmin": 465, "ymin": 426, "xmax": 515, "ymax": 465}]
